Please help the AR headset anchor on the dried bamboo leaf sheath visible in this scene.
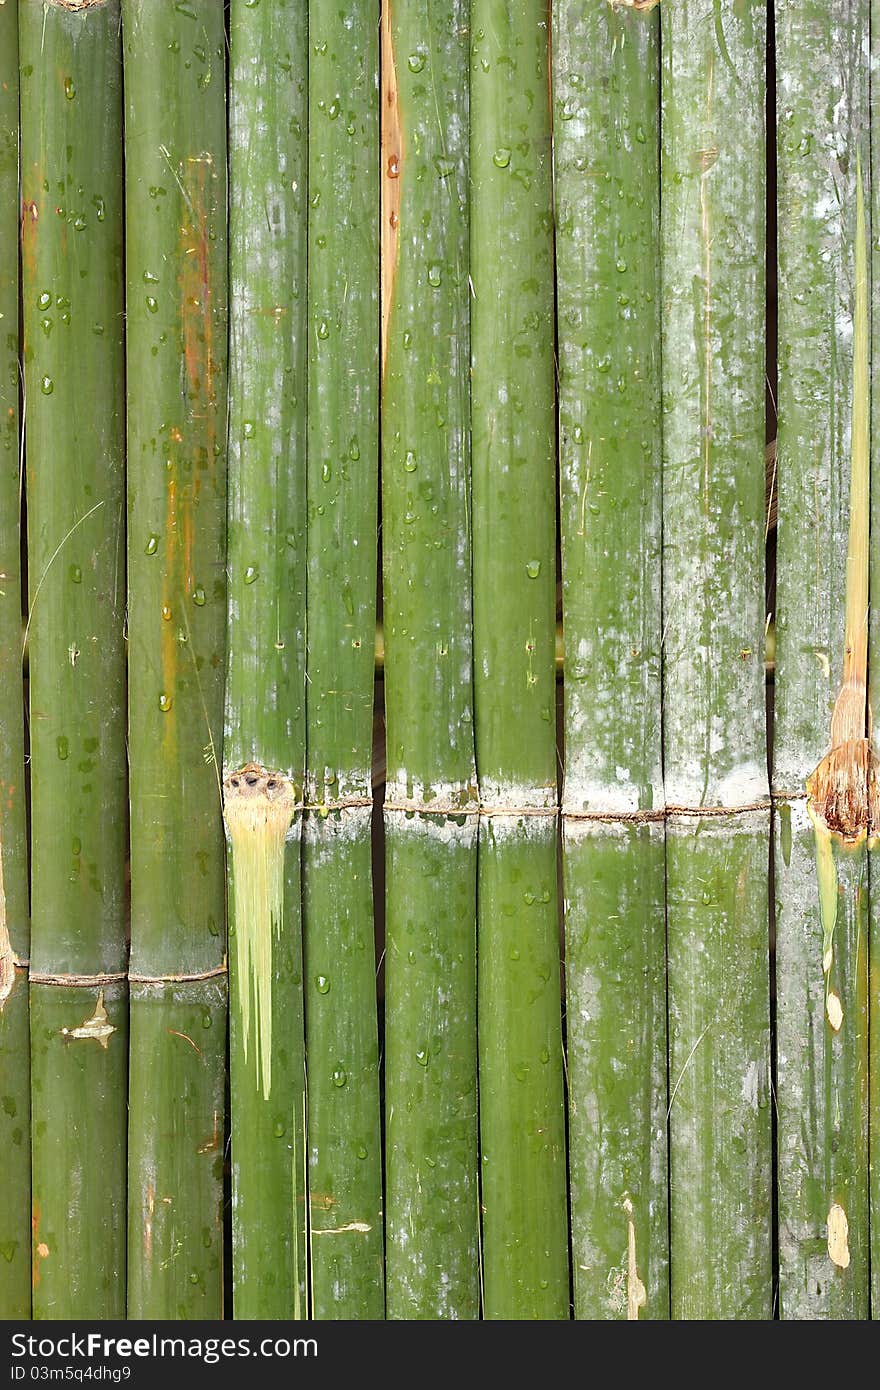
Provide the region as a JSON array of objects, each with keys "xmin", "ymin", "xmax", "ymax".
[
  {"xmin": 304, "ymin": 0, "xmax": 384, "ymax": 1320},
  {"xmin": 471, "ymin": 0, "xmax": 569, "ymax": 1320},
  {"xmin": 554, "ymin": 0, "xmax": 668, "ymax": 1320},
  {"xmin": 382, "ymin": 0, "xmax": 479, "ymax": 1321},
  {"xmin": 0, "ymin": 0, "xmax": 30, "ymax": 1321},
  {"xmin": 122, "ymin": 0, "xmax": 228, "ymax": 1319},
  {"xmin": 774, "ymin": 0, "xmax": 870, "ymax": 1319},
  {"xmin": 20, "ymin": 0, "xmax": 127, "ymax": 1320},
  {"xmin": 225, "ymin": 0, "xmax": 308, "ymax": 1320},
  {"xmin": 661, "ymin": 0, "xmax": 772, "ymax": 1319}
]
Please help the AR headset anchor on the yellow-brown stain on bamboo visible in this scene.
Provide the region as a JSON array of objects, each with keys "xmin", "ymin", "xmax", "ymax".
[
  {"xmin": 0, "ymin": 823, "xmax": 15, "ymax": 1009},
  {"xmin": 826, "ymin": 990, "xmax": 843, "ymax": 1031},
  {"xmin": 827, "ymin": 1203, "xmax": 850, "ymax": 1269},
  {"xmin": 622, "ymin": 1196, "xmax": 646, "ymax": 1319},
  {"xmin": 380, "ymin": 2, "xmax": 401, "ymax": 379}
]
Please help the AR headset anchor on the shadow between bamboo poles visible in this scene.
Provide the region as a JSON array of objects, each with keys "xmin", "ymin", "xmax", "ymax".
[
  {"xmin": 0, "ymin": 0, "xmax": 30, "ymax": 1321},
  {"xmin": 470, "ymin": 0, "xmax": 569, "ymax": 1320},
  {"xmin": 380, "ymin": 0, "xmax": 479, "ymax": 1320},
  {"xmin": 20, "ymin": 0, "xmax": 128, "ymax": 1318},
  {"xmin": 553, "ymin": 0, "xmax": 668, "ymax": 1319},
  {"xmin": 121, "ymin": 0, "xmax": 228, "ymax": 1319},
  {"xmin": 303, "ymin": 1, "xmax": 384, "ymax": 1321},
  {"xmin": 774, "ymin": 0, "xmax": 871, "ymax": 1319},
  {"xmin": 224, "ymin": 0, "xmax": 309, "ymax": 1319},
  {"xmin": 660, "ymin": 1, "xmax": 773, "ymax": 1319}
]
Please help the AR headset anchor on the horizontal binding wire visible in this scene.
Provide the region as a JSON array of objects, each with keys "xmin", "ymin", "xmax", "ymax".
[
  {"xmin": 770, "ymin": 789, "xmax": 808, "ymax": 802},
  {"xmin": 564, "ymin": 800, "xmax": 771, "ymax": 822},
  {"xmin": 303, "ymin": 797, "xmax": 374, "ymax": 813},
  {"xmin": 30, "ymin": 970, "xmax": 127, "ymax": 987},
  {"xmin": 383, "ymin": 800, "xmax": 557, "ymax": 818},
  {"xmin": 128, "ymin": 963, "xmax": 228, "ymax": 984}
]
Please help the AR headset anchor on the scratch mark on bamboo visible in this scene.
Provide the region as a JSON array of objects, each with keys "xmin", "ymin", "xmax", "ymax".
[
  {"xmin": 827, "ymin": 1203, "xmax": 850, "ymax": 1268},
  {"xmin": 623, "ymin": 1196, "xmax": 647, "ymax": 1319},
  {"xmin": 311, "ymin": 1221, "xmax": 373, "ymax": 1236},
  {"xmin": 380, "ymin": 1, "xmax": 401, "ymax": 378},
  {"xmin": 168, "ymin": 1029, "xmax": 202, "ymax": 1056},
  {"xmin": 60, "ymin": 990, "xmax": 116, "ymax": 1049}
]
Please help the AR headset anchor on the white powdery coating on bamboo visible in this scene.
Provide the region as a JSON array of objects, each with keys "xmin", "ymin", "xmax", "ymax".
[
  {"xmin": 384, "ymin": 775, "xmax": 478, "ymax": 815},
  {"xmin": 384, "ymin": 807, "xmax": 477, "ymax": 850},
  {"xmin": 664, "ymin": 760, "xmax": 769, "ymax": 810},
  {"xmin": 477, "ymin": 778, "xmax": 557, "ymax": 812},
  {"xmin": 562, "ymin": 774, "xmax": 664, "ymax": 818},
  {"xmin": 302, "ymin": 803, "xmax": 373, "ymax": 857},
  {"xmin": 562, "ymin": 816, "xmax": 665, "ymax": 847}
]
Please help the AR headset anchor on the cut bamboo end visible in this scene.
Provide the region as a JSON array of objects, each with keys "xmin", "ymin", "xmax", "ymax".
[
  {"xmin": 223, "ymin": 764, "xmax": 297, "ymax": 1101},
  {"xmin": 806, "ymin": 736, "xmax": 878, "ymax": 843}
]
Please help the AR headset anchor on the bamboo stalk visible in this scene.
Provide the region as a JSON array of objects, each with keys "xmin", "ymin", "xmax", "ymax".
[
  {"xmin": 121, "ymin": 0, "xmax": 228, "ymax": 1319},
  {"xmin": 0, "ymin": 0, "xmax": 30, "ymax": 1321},
  {"xmin": 471, "ymin": 0, "xmax": 569, "ymax": 1320},
  {"xmin": 20, "ymin": 0, "xmax": 127, "ymax": 1319},
  {"xmin": 869, "ymin": 0, "xmax": 880, "ymax": 1322},
  {"xmin": 381, "ymin": 0, "xmax": 479, "ymax": 1320},
  {"xmin": 225, "ymin": 0, "xmax": 308, "ymax": 1320},
  {"xmin": 774, "ymin": 0, "xmax": 870, "ymax": 1319},
  {"xmin": 661, "ymin": 0, "xmax": 772, "ymax": 1319},
  {"xmin": 554, "ymin": 0, "xmax": 668, "ymax": 1320},
  {"xmin": 304, "ymin": 0, "xmax": 384, "ymax": 1320}
]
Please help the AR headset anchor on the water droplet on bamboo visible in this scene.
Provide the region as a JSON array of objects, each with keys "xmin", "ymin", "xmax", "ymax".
[
  {"xmin": 493, "ymin": 148, "xmax": 511, "ymax": 168},
  {"xmin": 525, "ymin": 559, "xmax": 541, "ymax": 579},
  {"xmin": 315, "ymin": 975, "xmax": 330, "ymax": 995},
  {"xmin": 332, "ymin": 1067, "xmax": 347, "ymax": 1088},
  {"xmin": 192, "ymin": 587, "xmax": 206, "ymax": 606},
  {"xmin": 145, "ymin": 535, "xmax": 158, "ymax": 556},
  {"xmin": 158, "ymin": 693, "xmax": 172, "ymax": 712},
  {"xmin": 243, "ymin": 565, "xmax": 258, "ymax": 585},
  {"xmin": 40, "ymin": 376, "xmax": 53, "ymax": 395},
  {"xmin": 56, "ymin": 736, "xmax": 69, "ymax": 761}
]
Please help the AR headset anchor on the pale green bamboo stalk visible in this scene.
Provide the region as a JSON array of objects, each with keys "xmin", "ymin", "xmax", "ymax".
[
  {"xmin": 21, "ymin": 0, "xmax": 127, "ymax": 1319},
  {"xmin": 554, "ymin": 0, "xmax": 667, "ymax": 1320},
  {"xmin": 225, "ymin": 0, "xmax": 308, "ymax": 1320},
  {"xmin": 471, "ymin": 0, "xmax": 569, "ymax": 1320},
  {"xmin": 661, "ymin": 0, "xmax": 772, "ymax": 1318},
  {"xmin": 381, "ymin": 0, "xmax": 479, "ymax": 1320},
  {"xmin": 0, "ymin": 0, "xmax": 30, "ymax": 1321},
  {"xmin": 304, "ymin": 0, "xmax": 384, "ymax": 1320},
  {"xmin": 774, "ymin": 0, "xmax": 870, "ymax": 1319},
  {"xmin": 122, "ymin": 0, "xmax": 228, "ymax": 1318}
]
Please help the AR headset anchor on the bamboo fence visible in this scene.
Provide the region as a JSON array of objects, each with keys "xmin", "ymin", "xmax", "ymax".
[{"xmin": 0, "ymin": 0, "xmax": 876, "ymax": 1323}]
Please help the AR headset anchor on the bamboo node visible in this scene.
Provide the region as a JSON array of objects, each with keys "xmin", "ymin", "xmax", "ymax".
[{"xmin": 806, "ymin": 737, "xmax": 878, "ymax": 842}]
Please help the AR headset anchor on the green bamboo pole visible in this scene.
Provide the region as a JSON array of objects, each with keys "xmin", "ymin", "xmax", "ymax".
[
  {"xmin": 122, "ymin": 0, "xmax": 228, "ymax": 1319},
  {"xmin": 554, "ymin": 0, "xmax": 667, "ymax": 1320},
  {"xmin": 471, "ymin": 0, "xmax": 569, "ymax": 1320},
  {"xmin": 661, "ymin": 0, "xmax": 772, "ymax": 1319},
  {"xmin": 774, "ymin": 1, "xmax": 870, "ymax": 1320},
  {"xmin": 225, "ymin": 0, "xmax": 308, "ymax": 1321},
  {"xmin": 381, "ymin": 0, "xmax": 479, "ymax": 1321},
  {"xmin": 0, "ymin": 0, "xmax": 30, "ymax": 1320},
  {"xmin": 20, "ymin": 0, "xmax": 127, "ymax": 1320},
  {"xmin": 869, "ymin": 0, "xmax": 880, "ymax": 1322},
  {"xmin": 304, "ymin": 0, "xmax": 383, "ymax": 1320}
]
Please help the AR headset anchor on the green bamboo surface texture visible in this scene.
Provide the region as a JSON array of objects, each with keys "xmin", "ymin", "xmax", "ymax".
[
  {"xmin": 121, "ymin": 0, "xmax": 228, "ymax": 1319},
  {"xmin": 661, "ymin": 0, "xmax": 772, "ymax": 1318},
  {"xmin": 381, "ymin": 0, "xmax": 479, "ymax": 1320},
  {"xmin": 471, "ymin": 0, "xmax": 569, "ymax": 1319},
  {"xmin": 20, "ymin": 0, "xmax": 127, "ymax": 1319},
  {"xmin": 774, "ymin": 0, "xmax": 870, "ymax": 1319},
  {"xmin": 554, "ymin": 1, "xmax": 667, "ymax": 1319},
  {"xmin": 0, "ymin": 0, "xmax": 30, "ymax": 1320},
  {"xmin": 869, "ymin": 0, "xmax": 880, "ymax": 1320},
  {"xmin": 303, "ymin": 812, "xmax": 383, "ymax": 1318},
  {"xmin": 304, "ymin": 0, "xmax": 383, "ymax": 1320},
  {"xmin": 225, "ymin": 0, "xmax": 308, "ymax": 1320}
]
